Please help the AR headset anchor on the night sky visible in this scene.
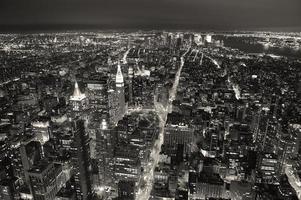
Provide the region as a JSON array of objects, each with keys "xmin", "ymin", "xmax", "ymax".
[{"xmin": 1, "ymin": 0, "xmax": 301, "ymax": 31}]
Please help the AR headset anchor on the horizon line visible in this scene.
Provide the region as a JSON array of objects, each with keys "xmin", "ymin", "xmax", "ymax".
[{"xmin": 0, "ymin": 24, "xmax": 301, "ymax": 34}]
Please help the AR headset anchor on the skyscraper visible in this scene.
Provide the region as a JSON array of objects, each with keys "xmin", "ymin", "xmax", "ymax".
[
  {"xmin": 96, "ymin": 119, "xmax": 116, "ymax": 186},
  {"xmin": 71, "ymin": 118, "xmax": 92, "ymax": 200},
  {"xmin": 108, "ymin": 89, "xmax": 120, "ymax": 126},
  {"xmin": 27, "ymin": 161, "xmax": 62, "ymax": 200},
  {"xmin": 70, "ymin": 81, "xmax": 88, "ymax": 118},
  {"xmin": 0, "ymin": 141, "xmax": 15, "ymax": 200},
  {"xmin": 86, "ymin": 77, "xmax": 108, "ymax": 114},
  {"xmin": 115, "ymin": 63, "xmax": 126, "ymax": 120},
  {"xmin": 20, "ymin": 140, "xmax": 42, "ymax": 184},
  {"xmin": 128, "ymin": 65, "xmax": 134, "ymax": 107}
]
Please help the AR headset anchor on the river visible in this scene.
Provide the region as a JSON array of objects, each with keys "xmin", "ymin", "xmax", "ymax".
[{"xmin": 213, "ymin": 35, "xmax": 301, "ymax": 59}]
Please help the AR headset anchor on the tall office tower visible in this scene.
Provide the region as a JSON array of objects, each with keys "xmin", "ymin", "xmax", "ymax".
[
  {"xmin": 71, "ymin": 118, "xmax": 92, "ymax": 200},
  {"xmin": 70, "ymin": 81, "xmax": 88, "ymax": 118},
  {"xmin": 20, "ymin": 140, "xmax": 42, "ymax": 184},
  {"xmin": 27, "ymin": 161, "xmax": 65, "ymax": 200},
  {"xmin": 86, "ymin": 77, "xmax": 108, "ymax": 114},
  {"xmin": 31, "ymin": 120, "xmax": 51, "ymax": 145},
  {"xmin": 0, "ymin": 141, "xmax": 15, "ymax": 200},
  {"xmin": 128, "ymin": 65, "xmax": 134, "ymax": 107},
  {"xmin": 31, "ymin": 120, "xmax": 51, "ymax": 158},
  {"xmin": 86, "ymin": 77, "xmax": 108, "ymax": 159},
  {"xmin": 108, "ymin": 89, "xmax": 119, "ymax": 126},
  {"xmin": 115, "ymin": 63, "xmax": 126, "ymax": 119},
  {"xmin": 96, "ymin": 119, "xmax": 116, "ymax": 186},
  {"xmin": 175, "ymin": 34, "xmax": 182, "ymax": 50},
  {"xmin": 114, "ymin": 145, "xmax": 141, "ymax": 183},
  {"xmin": 164, "ymin": 124, "xmax": 194, "ymax": 156}
]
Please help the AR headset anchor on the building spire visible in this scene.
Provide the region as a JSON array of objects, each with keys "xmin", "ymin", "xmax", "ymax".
[
  {"xmin": 116, "ymin": 62, "xmax": 124, "ymax": 86},
  {"xmin": 73, "ymin": 81, "xmax": 82, "ymax": 97},
  {"xmin": 70, "ymin": 81, "xmax": 86, "ymax": 101}
]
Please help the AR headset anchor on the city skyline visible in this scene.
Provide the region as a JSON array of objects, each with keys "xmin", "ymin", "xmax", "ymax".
[
  {"xmin": 0, "ymin": 31, "xmax": 300, "ymax": 200},
  {"xmin": 0, "ymin": 1, "xmax": 301, "ymax": 199}
]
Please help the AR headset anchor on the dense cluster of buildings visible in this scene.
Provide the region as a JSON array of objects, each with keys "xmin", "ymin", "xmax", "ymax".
[{"xmin": 0, "ymin": 31, "xmax": 300, "ymax": 200}]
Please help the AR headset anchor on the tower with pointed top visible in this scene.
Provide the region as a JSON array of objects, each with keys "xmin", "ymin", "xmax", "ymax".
[
  {"xmin": 115, "ymin": 63, "xmax": 126, "ymax": 120},
  {"xmin": 70, "ymin": 81, "xmax": 88, "ymax": 117}
]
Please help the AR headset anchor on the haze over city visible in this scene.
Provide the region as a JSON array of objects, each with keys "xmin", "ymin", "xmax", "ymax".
[{"xmin": 1, "ymin": 0, "xmax": 301, "ymax": 31}]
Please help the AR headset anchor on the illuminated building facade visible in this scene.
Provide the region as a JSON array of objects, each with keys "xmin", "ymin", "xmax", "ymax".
[{"xmin": 71, "ymin": 118, "xmax": 92, "ymax": 200}]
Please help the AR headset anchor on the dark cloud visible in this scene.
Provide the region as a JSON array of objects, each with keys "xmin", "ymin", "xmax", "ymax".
[{"xmin": 0, "ymin": 0, "xmax": 301, "ymax": 31}]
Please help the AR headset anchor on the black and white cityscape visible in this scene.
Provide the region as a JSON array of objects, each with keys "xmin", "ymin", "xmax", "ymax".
[{"xmin": 0, "ymin": 1, "xmax": 301, "ymax": 200}]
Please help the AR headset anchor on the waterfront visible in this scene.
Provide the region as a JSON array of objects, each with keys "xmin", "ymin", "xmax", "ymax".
[{"xmin": 214, "ymin": 35, "xmax": 301, "ymax": 59}]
